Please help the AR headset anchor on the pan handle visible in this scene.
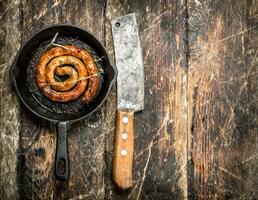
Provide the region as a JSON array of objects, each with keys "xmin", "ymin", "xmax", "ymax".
[{"xmin": 55, "ymin": 121, "xmax": 69, "ymax": 181}]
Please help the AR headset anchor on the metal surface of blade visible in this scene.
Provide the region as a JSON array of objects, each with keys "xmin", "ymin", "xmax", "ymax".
[{"xmin": 111, "ymin": 13, "xmax": 144, "ymax": 111}]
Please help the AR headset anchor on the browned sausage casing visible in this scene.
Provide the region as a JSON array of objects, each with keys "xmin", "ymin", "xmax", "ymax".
[{"xmin": 36, "ymin": 45, "xmax": 100, "ymax": 102}]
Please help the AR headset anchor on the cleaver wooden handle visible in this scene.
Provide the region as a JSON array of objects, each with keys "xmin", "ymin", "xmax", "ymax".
[{"xmin": 113, "ymin": 110, "xmax": 134, "ymax": 190}]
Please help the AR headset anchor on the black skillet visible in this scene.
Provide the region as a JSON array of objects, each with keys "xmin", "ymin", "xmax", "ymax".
[{"xmin": 11, "ymin": 25, "xmax": 117, "ymax": 181}]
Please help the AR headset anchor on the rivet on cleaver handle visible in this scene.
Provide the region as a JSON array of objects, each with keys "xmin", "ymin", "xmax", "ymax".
[{"xmin": 111, "ymin": 13, "xmax": 144, "ymax": 189}]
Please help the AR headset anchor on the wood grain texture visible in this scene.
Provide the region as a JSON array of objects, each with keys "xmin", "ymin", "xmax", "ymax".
[
  {"xmin": 104, "ymin": 0, "xmax": 188, "ymax": 199},
  {"xmin": 0, "ymin": 0, "xmax": 257, "ymax": 199},
  {"xmin": 18, "ymin": 0, "xmax": 106, "ymax": 199},
  {"xmin": 187, "ymin": 0, "xmax": 258, "ymax": 198},
  {"xmin": 113, "ymin": 110, "xmax": 134, "ymax": 190},
  {"xmin": 0, "ymin": 0, "xmax": 21, "ymax": 199},
  {"xmin": 19, "ymin": 1, "xmax": 64, "ymax": 198}
]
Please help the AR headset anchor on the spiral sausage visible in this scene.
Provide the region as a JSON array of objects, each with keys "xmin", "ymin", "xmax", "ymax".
[{"xmin": 36, "ymin": 45, "xmax": 100, "ymax": 103}]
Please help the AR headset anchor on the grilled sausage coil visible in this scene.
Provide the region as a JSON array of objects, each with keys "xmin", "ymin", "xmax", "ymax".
[{"xmin": 36, "ymin": 45, "xmax": 100, "ymax": 102}]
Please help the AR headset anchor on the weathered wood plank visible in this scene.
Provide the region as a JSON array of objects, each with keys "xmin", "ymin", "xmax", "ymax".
[
  {"xmin": 187, "ymin": 0, "xmax": 258, "ymax": 198},
  {"xmin": 19, "ymin": 0, "xmax": 62, "ymax": 198},
  {"xmin": 0, "ymin": 0, "xmax": 21, "ymax": 199},
  {"xmin": 60, "ymin": 1, "xmax": 107, "ymax": 199},
  {"xmin": 19, "ymin": 0, "xmax": 106, "ymax": 199},
  {"xmin": 104, "ymin": 0, "xmax": 189, "ymax": 199}
]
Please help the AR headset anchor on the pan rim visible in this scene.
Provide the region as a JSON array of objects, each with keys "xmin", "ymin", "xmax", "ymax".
[{"xmin": 11, "ymin": 24, "xmax": 117, "ymax": 123}]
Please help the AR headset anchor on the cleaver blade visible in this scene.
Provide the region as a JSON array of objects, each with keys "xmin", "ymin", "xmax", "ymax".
[{"xmin": 112, "ymin": 13, "xmax": 144, "ymax": 112}]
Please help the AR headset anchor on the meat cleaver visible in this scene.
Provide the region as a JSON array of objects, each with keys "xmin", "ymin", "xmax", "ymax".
[{"xmin": 111, "ymin": 13, "xmax": 144, "ymax": 190}]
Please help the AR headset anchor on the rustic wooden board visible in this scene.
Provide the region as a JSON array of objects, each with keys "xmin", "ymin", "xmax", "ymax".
[
  {"xmin": 18, "ymin": 0, "xmax": 106, "ymax": 199},
  {"xmin": 104, "ymin": 0, "xmax": 188, "ymax": 199},
  {"xmin": 187, "ymin": 0, "xmax": 258, "ymax": 198},
  {"xmin": 0, "ymin": 0, "xmax": 21, "ymax": 199},
  {"xmin": 0, "ymin": 0, "xmax": 257, "ymax": 199}
]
